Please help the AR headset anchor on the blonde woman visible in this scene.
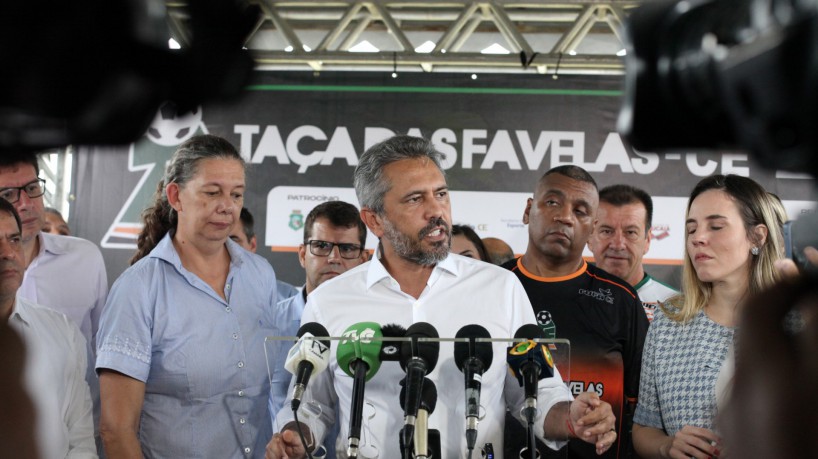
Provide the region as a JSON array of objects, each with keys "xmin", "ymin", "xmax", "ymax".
[{"xmin": 632, "ymin": 175, "xmax": 783, "ymax": 459}]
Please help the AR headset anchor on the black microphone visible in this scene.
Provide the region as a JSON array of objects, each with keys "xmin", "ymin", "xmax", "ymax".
[
  {"xmin": 399, "ymin": 377, "xmax": 437, "ymax": 459},
  {"xmin": 398, "ymin": 322, "xmax": 439, "ymax": 459},
  {"xmin": 454, "ymin": 325, "xmax": 494, "ymax": 456},
  {"xmin": 508, "ymin": 324, "xmax": 555, "ymax": 459},
  {"xmin": 283, "ymin": 322, "xmax": 331, "ymax": 411},
  {"xmin": 508, "ymin": 324, "xmax": 555, "ymax": 422}
]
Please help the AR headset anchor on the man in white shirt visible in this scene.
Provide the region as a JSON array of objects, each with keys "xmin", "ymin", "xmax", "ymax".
[
  {"xmin": 0, "ymin": 198, "xmax": 96, "ymax": 458},
  {"xmin": 0, "ymin": 152, "xmax": 108, "ymax": 450},
  {"xmin": 266, "ymin": 135, "xmax": 617, "ymax": 459},
  {"xmin": 267, "ymin": 200, "xmax": 369, "ymax": 458},
  {"xmin": 587, "ymin": 184, "xmax": 678, "ymax": 321},
  {"xmin": 0, "ymin": 153, "xmax": 108, "ymax": 347},
  {"xmin": 267, "ymin": 200, "xmax": 369, "ymax": 415}
]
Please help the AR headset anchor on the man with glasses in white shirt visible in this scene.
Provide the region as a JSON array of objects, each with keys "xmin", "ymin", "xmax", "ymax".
[
  {"xmin": 267, "ymin": 200, "xmax": 368, "ymax": 456},
  {"xmin": 0, "ymin": 152, "xmax": 108, "ymax": 452}
]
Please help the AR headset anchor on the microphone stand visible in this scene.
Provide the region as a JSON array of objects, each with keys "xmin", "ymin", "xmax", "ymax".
[
  {"xmin": 399, "ymin": 424, "xmax": 441, "ymax": 459},
  {"xmin": 347, "ymin": 361, "xmax": 368, "ymax": 459},
  {"xmin": 524, "ymin": 421, "xmax": 537, "ymax": 459},
  {"xmin": 414, "ymin": 409, "xmax": 429, "ymax": 459},
  {"xmin": 522, "ymin": 361, "xmax": 538, "ymax": 459}
]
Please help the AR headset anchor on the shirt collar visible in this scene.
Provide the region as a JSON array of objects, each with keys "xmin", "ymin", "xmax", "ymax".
[
  {"xmin": 9, "ymin": 296, "xmax": 29, "ymax": 327},
  {"xmin": 37, "ymin": 232, "xmax": 68, "ymax": 256},
  {"xmin": 149, "ymin": 233, "xmax": 182, "ymax": 268},
  {"xmin": 149, "ymin": 233, "xmax": 244, "ymax": 271},
  {"xmin": 365, "ymin": 248, "xmax": 458, "ymax": 290},
  {"xmin": 634, "ymin": 272, "xmax": 651, "ymax": 290}
]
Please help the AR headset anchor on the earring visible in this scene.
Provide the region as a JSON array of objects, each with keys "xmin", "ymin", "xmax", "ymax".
[{"xmin": 751, "ymin": 246, "xmax": 760, "ymax": 256}]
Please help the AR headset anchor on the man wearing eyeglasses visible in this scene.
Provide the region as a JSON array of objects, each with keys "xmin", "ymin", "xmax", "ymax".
[
  {"xmin": 0, "ymin": 152, "xmax": 108, "ymax": 452},
  {"xmin": 267, "ymin": 200, "xmax": 368, "ymax": 455},
  {"xmin": 297, "ymin": 201, "xmax": 369, "ymax": 297}
]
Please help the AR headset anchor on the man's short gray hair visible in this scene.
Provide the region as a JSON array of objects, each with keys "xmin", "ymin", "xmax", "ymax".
[{"xmin": 353, "ymin": 135, "xmax": 446, "ymax": 214}]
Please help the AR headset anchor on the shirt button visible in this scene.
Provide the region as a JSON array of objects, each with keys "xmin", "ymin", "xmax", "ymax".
[
  {"xmin": 225, "ymin": 306, "xmax": 232, "ymax": 313},
  {"xmin": 227, "ymin": 284, "xmax": 232, "ymax": 290},
  {"xmin": 240, "ymin": 418, "xmax": 246, "ymax": 424},
  {"xmin": 232, "ymin": 333, "xmax": 238, "ymax": 340},
  {"xmin": 243, "ymin": 447, "xmax": 250, "ymax": 454},
  {"xmin": 238, "ymin": 390, "xmax": 245, "ymax": 397},
  {"xmin": 238, "ymin": 361, "xmax": 244, "ymax": 368}
]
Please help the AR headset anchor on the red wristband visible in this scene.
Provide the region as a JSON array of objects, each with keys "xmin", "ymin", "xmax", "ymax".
[{"xmin": 566, "ymin": 418, "xmax": 577, "ymax": 437}]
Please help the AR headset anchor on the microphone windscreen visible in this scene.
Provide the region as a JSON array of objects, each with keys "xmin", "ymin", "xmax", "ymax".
[
  {"xmin": 453, "ymin": 324, "xmax": 494, "ymax": 371},
  {"xmin": 420, "ymin": 378, "xmax": 438, "ymax": 413},
  {"xmin": 399, "ymin": 376, "xmax": 437, "ymax": 413},
  {"xmin": 297, "ymin": 322, "xmax": 330, "ymax": 347},
  {"xmin": 400, "ymin": 322, "xmax": 440, "ymax": 372},
  {"xmin": 513, "ymin": 323, "xmax": 545, "ymax": 340},
  {"xmin": 379, "ymin": 323, "xmax": 406, "ymax": 361},
  {"xmin": 337, "ymin": 322, "xmax": 383, "ymax": 381}
]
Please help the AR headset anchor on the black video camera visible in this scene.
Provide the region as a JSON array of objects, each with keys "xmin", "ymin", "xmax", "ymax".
[{"xmin": 618, "ymin": 0, "xmax": 818, "ymax": 177}]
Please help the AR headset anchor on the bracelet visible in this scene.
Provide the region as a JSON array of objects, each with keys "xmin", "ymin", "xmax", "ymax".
[
  {"xmin": 566, "ymin": 418, "xmax": 578, "ymax": 437},
  {"xmin": 565, "ymin": 400, "xmax": 578, "ymax": 438}
]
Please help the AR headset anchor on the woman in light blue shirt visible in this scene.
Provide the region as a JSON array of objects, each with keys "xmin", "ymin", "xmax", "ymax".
[{"xmin": 96, "ymin": 135, "xmax": 280, "ymax": 458}]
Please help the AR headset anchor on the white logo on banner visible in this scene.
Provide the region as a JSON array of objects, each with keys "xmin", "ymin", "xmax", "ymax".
[{"xmin": 101, "ymin": 104, "xmax": 208, "ymax": 249}]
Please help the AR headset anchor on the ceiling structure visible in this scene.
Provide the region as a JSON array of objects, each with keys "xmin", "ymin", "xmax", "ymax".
[{"xmin": 167, "ymin": 0, "xmax": 641, "ymax": 76}]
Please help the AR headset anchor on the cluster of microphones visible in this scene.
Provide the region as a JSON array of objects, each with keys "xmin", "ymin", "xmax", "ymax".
[{"xmin": 283, "ymin": 321, "xmax": 555, "ymax": 459}]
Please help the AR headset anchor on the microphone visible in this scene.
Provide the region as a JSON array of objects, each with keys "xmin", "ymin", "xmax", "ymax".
[
  {"xmin": 379, "ymin": 323, "xmax": 407, "ymax": 362},
  {"xmin": 507, "ymin": 324, "xmax": 555, "ymax": 424},
  {"xmin": 283, "ymin": 322, "xmax": 331, "ymax": 411},
  {"xmin": 399, "ymin": 377, "xmax": 437, "ymax": 459},
  {"xmin": 454, "ymin": 325, "xmax": 494, "ymax": 456},
  {"xmin": 398, "ymin": 322, "xmax": 439, "ymax": 459},
  {"xmin": 336, "ymin": 322, "xmax": 383, "ymax": 459}
]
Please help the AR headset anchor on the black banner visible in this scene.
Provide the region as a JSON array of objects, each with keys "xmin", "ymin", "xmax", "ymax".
[{"xmin": 72, "ymin": 71, "xmax": 816, "ymax": 287}]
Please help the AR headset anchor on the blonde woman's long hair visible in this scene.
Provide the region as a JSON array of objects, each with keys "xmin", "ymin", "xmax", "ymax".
[{"xmin": 662, "ymin": 175, "xmax": 784, "ymax": 323}]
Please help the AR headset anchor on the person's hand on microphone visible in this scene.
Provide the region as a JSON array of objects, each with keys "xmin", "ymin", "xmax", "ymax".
[
  {"xmin": 568, "ymin": 392, "xmax": 617, "ymax": 455},
  {"xmin": 265, "ymin": 426, "xmax": 309, "ymax": 459}
]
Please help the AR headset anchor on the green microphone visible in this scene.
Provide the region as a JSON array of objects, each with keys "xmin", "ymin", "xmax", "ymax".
[{"xmin": 336, "ymin": 322, "xmax": 383, "ymax": 459}]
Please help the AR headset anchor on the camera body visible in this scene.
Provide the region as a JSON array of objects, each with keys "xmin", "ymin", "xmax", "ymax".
[{"xmin": 618, "ymin": 0, "xmax": 818, "ymax": 177}]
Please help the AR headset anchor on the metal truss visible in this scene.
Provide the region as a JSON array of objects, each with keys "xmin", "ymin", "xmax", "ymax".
[{"xmin": 167, "ymin": 0, "xmax": 641, "ymax": 75}]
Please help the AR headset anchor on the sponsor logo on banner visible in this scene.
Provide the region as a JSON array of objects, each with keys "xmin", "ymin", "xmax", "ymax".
[
  {"xmin": 651, "ymin": 224, "xmax": 670, "ymax": 241},
  {"xmin": 101, "ymin": 103, "xmax": 207, "ymax": 249},
  {"xmin": 288, "ymin": 211, "xmax": 304, "ymax": 231}
]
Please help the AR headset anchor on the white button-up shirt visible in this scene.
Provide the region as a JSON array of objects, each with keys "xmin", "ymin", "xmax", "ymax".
[
  {"xmin": 10, "ymin": 296, "xmax": 96, "ymax": 458},
  {"xmin": 277, "ymin": 253, "xmax": 572, "ymax": 458},
  {"xmin": 19, "ymin": 232, "xmax": 108, "ymax": 351}
]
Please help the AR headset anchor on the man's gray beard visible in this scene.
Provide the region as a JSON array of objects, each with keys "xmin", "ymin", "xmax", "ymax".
[{"xmin": 382, "ymin": 217, "xmax": 450, "ymax": 266}]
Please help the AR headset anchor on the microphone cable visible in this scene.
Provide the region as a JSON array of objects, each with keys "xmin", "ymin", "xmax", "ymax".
[{"xmin": 292, "ymin": 407, "xmax": 315, "ymax": 459}]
